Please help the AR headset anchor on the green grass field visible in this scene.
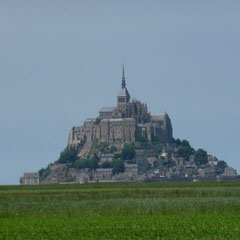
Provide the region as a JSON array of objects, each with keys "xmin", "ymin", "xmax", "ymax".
[{"xmin": 1, "ymin": 181, "xmax": 240, "ymax": 239}]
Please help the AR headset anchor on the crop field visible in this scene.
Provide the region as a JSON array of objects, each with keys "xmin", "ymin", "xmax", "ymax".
[{"xmin": 1, "ymin": 181, "xmax": 240, "ymax": 239}]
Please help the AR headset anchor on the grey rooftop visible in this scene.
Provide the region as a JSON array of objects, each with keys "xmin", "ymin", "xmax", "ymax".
[
  {"xmin": 101, "ymin": 118, "xmax": 134, "ymax": 122},
  {"xmin": 118, "ymin": 87, "xmax": 130, "ymax": 97},
  {"xmin": 99, "ymin": 107, "xmax": 116, "ymax": 112},
  {"xmin": 151, "ymin": 115, "xmax": 165, "ymax": 121}
]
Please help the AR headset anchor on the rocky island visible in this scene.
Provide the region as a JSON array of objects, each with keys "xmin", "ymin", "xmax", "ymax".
[{"xmin": 21, "ymin": 67, "xmax": 238, "ymax": 184}]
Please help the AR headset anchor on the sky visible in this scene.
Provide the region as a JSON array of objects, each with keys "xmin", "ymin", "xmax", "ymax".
[{"xmin": 0, "ymin": 0, "xmax": 240, "ymax": 185}]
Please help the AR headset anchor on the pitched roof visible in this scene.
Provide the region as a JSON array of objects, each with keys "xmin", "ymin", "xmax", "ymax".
[
  {"xmin": 101, "ymin": 118, "xmax": 134, "ymax": 122},
  {"xmin": 99, "ymin": 107, "xmax": 116, "ymax": 112},
  {"xmin": 118, "ymin": 87, "xmax": 130, "ymax": 98},
  {"xmin": 23, "ymin": 172, "xmax": 39, "ymax": 178},
  {"xmin": 151, "ymin": 115, "xmax": 165, "ymax": 121}
]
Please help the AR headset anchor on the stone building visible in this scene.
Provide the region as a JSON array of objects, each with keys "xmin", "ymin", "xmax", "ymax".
[
  {"xmin": 224, "ymin": 167, "xmax": 237, "ymax": 176},
  {"xmin": 67, "ymin": 67, "xmax": 173, "ymax": 158},
  {"xmin": 20, "ymin": 172, "xmax": 39, "ymax": 185}
]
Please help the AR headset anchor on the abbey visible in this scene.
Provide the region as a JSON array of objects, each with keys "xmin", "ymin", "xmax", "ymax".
[
  {"xmin": 23, "ymin": 67, "xmax": 237, "ymax": 185},
  {"xmin": 67, "ymin": 67, "xmax": 173, "ymax": 157}
]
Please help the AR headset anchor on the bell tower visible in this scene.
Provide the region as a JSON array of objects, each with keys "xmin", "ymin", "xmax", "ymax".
[{"xmin": 117, "ymin": 66, "xmax": 130, "ymax": 112}]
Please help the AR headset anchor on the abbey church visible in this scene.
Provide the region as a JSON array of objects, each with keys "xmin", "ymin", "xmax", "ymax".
[{"xmin": 68, "ymin": 67, "xmax": 173, "ymax": 157}]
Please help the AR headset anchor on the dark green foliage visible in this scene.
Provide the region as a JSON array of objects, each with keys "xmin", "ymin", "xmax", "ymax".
[
  {"xmin": 181, "ymin": 140, "xmax": 190, "ymax": 147},
  {"xmin": 38, "ymin": 167, "xmax": 51, "ymax": 180},
  {"xmin": 177, "ymin": 140, "xmax": 194, "ymax": 160},
  {"xmin": 174, "ymin": 138, "xmax": 182, "ymax": 146},
  {"xmin": 66, "ymin": 176, "xmax": 76, "ymax": 182},
  {"xmin": 101, "ymin": 162, "xmax": 113, "ymax": 168},
  {"xmin": 57, "ymin": 148, "xmax": 78, "ymax": 163},
  {"xmin": 112, "ymin": 159, "xmax": 125, "ymax": 174},
  {"xmin": 109, "ymin": 146, "xmax": 117, "ymax": 153},
  {"xmin": 136, "ymin": 135, "xmax": 148, "ymax": 142},
  {"xmin": 121, "ymin": 144, "xmax": 136, "ymax": 160},
  {"xmin": 113, "ymin": 153, "xmax": 121, "ymax": 159},
  {"xmin": 195, "ymin": 148, "xmax": 208, "ymax": 165},
  {"xmin": 154, "ymin": 143, "xmax": 164, "ymax": 153},
  {"xmin": 160, "ymin": 156, "xmax": 169, "ymax": 166},
  {"xmin": 73, "ymin": 154, "xmax": 100, "ymax": 170},
  {"xmin": 218, "ymin": 160, "xmax": 228, "ymax": 171},
  {"xmin": 140, "ymin": 142, "xmax": 152, "ymax": 149},
  {"xmin": 38, "ymin": 168, "xmax": 45, "ymax": 177},
  {"xmin": 98, "ymin": 142, "xmax": 109, "ymax": 154},
  {"xmin": 151, "ymin": 136, "xmax": 160, "ymax": 144},
  {"xmin": 127, "ymin": 158, "xmax": 137, "ymax": 164},
  {"xmin": 89, "ymin": 154, "xmax": 100, "ymax": 169}
]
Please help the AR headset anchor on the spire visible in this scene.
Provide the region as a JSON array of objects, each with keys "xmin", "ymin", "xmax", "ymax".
[
  {"xmin": 117, "ymin": 64, "xmax": 130, "ymax": 104},
  {"xmin": 121, "ymin": 65, "xmax": 126, "ymax": 88}
]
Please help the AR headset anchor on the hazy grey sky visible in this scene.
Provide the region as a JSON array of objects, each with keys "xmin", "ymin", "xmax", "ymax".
[{"xmin": 1, "ymin": 0, "xmax": 240, "ymax": 185}]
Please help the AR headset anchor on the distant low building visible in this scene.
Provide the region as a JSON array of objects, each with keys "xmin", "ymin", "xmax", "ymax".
[
  {"xmin": 224, "ymin": 167, "xmax": 237, "ymax": 177},
  {"xmin": 20, "ymin": 172, "xmax": 39, "ymax": 185}
]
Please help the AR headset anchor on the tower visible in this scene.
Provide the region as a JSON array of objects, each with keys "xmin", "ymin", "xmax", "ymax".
[{"xmin": 117, "ymin": 66, "xmax": 130, "ymax": 113}]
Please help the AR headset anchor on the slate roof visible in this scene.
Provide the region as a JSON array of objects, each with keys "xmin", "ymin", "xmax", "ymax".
[
  {"xmin": 151, "ymin": 115, "xmax": 165, "ymax": 122},
  {"xmin": 118, "ymin": 87, "xmax": 130, "ymax": 98},
  {"xmin": 101, "ymin": 118, "xmax": 134, "ymax": 122},
  {"xmin": 99, "ymin": 107, "xmax": 116, "ymax": 112},
  {"xmin": 23, "ymin": 172, "xmax": 39, "ymax": 178},
  {"xmin": 85, "ymin": 118, "xmax": 97, "ymax": 122}
]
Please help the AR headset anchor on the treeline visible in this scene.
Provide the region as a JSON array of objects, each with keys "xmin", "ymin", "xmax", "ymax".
[{"xmin": 173, "ymin": 138, "xmax": 227, "ymax": 169}]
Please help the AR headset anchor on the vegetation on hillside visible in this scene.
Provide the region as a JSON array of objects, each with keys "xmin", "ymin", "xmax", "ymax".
[
  {"xmin": 195, "ymin": 148, "xmax": 208, "ymax": 165},
  {"xmin": 56, "ymin": 148, "xmax": 78, "ymax": 164},
  {"xmin": 112, "ymin": 159, "xmax": 125, "ymax": 174},
  {"xmin": 72, "ymin": 154, "xmax": 100, "ymax": 170},
  {"xmin": 38, "ymin": 166, "xmax": 51, "ymax": 181},
  {"xmin": 176, "ymin": 139, "xmax": 195, "ymax": 160},
  {"xmin": 121, "ymin": 144, "xmax": 136, "ymax": 160},
  {"xmin": 39, "ymin": 136, "xmax": 227, "ymax": 182}
]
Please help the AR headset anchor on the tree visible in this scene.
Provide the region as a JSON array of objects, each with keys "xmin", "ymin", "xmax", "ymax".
[
  {"xmin": 181, "ymin": 140, "xmax": 190, "ymax": 147},
  {"xmin": 102, "ymin": 162, "xmax": 113, "ymax": 168},
  {"xmin": 137, "ymin": 135, "xmax": 147, "ymax": 142},
  {"xmin": 121, "ymin": 144, "xmax": 136, "ymax": 160},
  {"xmin": 175, "ymin": 138, "xmax": 182, "ymax": 146},
  {"xmin": 113, "ymin": 153, "xmax": 121, "ymax": 159},
  {"xmin": 218, "ymin": 160, "xmax": 228, "ymax": 171},
  {"xmin": 73, "ymin": 159, "xmax": 88, "ymax": 169},
  {"xmin": 98, "ymin": 142, "xmax": 109, "ymax": 154},
  {"xmin": 177, "ymin": 139, "xmax": 194, "ymax": 160},
  {"xmin": 88, "ymin": 154, "xmax": 100, "ymax": 169},
  {"xmin": 38, "ymin": 168, "xmax": 45, "ymax": 177},
  {"xmin": 110, "ymin": 146, "xmax": 117, "ymax": 153},
  {"xmin": 57, "ymin": 148, "xmax": 78, "ymax": 163},
  {"xmin": 195, "ymin": 149, "xmax": 208, "ymax": 165},
  {"xmin": 38, "ymin": 167, "xmax": 51, "ymax": 179},
  {"xmin": 112, "ymin": 159, "xmax": 125, "ymax": 174},
  {"xmin": 155, "ymin": 143, "xmax": 164, "ymax": 153},
  {"xmin": 73, "ymin": 154, "xmax": 100, "ymax": 170}
]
